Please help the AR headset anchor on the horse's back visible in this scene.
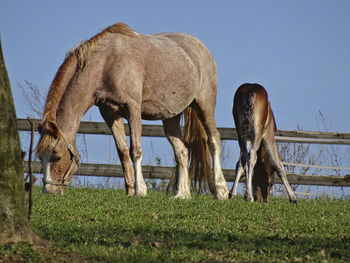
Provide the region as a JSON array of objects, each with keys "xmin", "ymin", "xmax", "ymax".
[
  {"xmin": 145, "ymin": 32, "xmax": 217, "ymax": 91},
  {"xmin": 90, "ymin": 27, "xmax": 217, "ymax": 120},
  {"xmin": 130, "ymin": 33, "xmax": 217, "ymax": 119},
  {"xmin": 159, "ymin": 33, "xmax": 217, "ymax": 77}
]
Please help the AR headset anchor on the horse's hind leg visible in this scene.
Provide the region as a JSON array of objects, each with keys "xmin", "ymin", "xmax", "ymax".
[
  {"xmin": 193, "ymin": 103, "xmax": 229, "ymax": 200},
  {"xmin": 245, "ymin": 133, "xmax": 262, "ymax": 202},
  {"xmin": 99, "ymin": 108, "xmax": 135, "ymax": 196},
  {"xmin": 229, "ymin": 155, "xmax": 244, "ymax": 199},
  {"xmin": 262, "ymin": 131, "xmax": 297, "ymax": 203},
  {"xmin": 163, "ymin": 115, "xmax": 191, "ymax": 199}
]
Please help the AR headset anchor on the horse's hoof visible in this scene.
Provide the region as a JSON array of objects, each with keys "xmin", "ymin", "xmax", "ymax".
[
  {"xmin": 135, "ymin": 193, "xmax": 147, "ymax": 197},
  {"xmin": 214, "ymin": 184, "xmax": 229, "ymax": 200},
  {"xmin": 174, "ymin": 193, "xmax": 191, "ymax": 199},
  {"xmin": 135, "ymin": 186, "xmax": 147, "ymax": 197},
  {"xmin": 215, "ymin": 190, "xmax": 229, "ymax": 200},
  {"xmin": 126, "ymin": 188, "xmax": 135, "ymax": 197}
]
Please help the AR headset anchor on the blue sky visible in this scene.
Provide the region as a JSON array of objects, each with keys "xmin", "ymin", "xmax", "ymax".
[
  {"xmin": 1, "ymin": 1, "xmax": 350, "ymax": 167},
  {"xmin": 2, "ymin": 1, "xmax": 350, "ymax": 131}
]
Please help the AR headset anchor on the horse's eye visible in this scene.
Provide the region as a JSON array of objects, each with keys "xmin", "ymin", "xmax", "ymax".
[
  {"xmin": 51, "ymin": 150, "xmax": 61, "ymax": 162},
  {"xmin": 51, "ymin": 156, "xmax": 61, "ymax": 162}
]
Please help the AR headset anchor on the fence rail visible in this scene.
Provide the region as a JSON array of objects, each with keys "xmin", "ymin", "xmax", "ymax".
[
  {"xmin": 17, "ymin": 118, "xmax": 350, "ymax": 144},
  {"xmin": 18, "ymin": 118, "xmax": 350, "ymax": 187},
  {"xmin": 23, "ymin": 161, "xmax": 350, "ymax": 187}
]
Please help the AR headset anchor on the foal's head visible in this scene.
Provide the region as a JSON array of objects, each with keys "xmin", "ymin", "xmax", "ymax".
[{"xmin": 37, "ymin": 120, "xmax": 80, "ymax": 194}]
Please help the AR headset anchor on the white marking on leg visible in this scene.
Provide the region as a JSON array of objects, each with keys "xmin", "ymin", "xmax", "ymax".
[
  {"xmin": 174, "ymin": 171, "xmax": 191, "ymax": 199},
  {"xmin": 246, "ymin": 150, "xmax": 256, "ymax": 202},
  {"xmin": 173, "ymin": 139, "xmax": 191, "ymax": 199},
  {"xmin": 41, "ymin": 153, "xmax": 52, "ymax": 193},
  {"xmin": 210, "ymin": 138, "xmax": 228, "ymax": 200},
  {"xmin": 134, "ymin": 155, "xmax": 147, "ymax": 197},
  {"xmin": 230, "ymin": 160, "xmax": 243, "ymax": 198}
]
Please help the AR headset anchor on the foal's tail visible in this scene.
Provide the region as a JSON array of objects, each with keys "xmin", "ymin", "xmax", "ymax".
[{"xmin": 167, "ymin": 107, "xmax": 214, "ymax": 194}]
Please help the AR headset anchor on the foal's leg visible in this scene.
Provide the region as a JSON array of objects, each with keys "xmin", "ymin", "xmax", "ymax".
[
  {"xmin": 229, "ymin": 155, "xmax": 244, "ymax": 199},
  {"xmin": 128, "ymin": 106, "xmax": 147, "ymax": 197},
  {"xmin": 99, "ymin": 109, "xmax": 135, "ymax": 196},
  {"xmin": 193, "ymin": 104, "xmax": 229, "ymax": 200},
  {"xmin": 163, "ymin": 116, "xmax": 191, "ymax": 199},
  {"xmin": 245, "ymin": 134, "xmax": 263, "ymax": 202},
  {"xmin": 262, "ymin": 130, "xmax": 297, "ymax": 203}
]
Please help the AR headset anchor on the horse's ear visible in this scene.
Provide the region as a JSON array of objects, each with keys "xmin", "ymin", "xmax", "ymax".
[
  {"xmin": 35, "ymin": 120, "xmax": 43, "ymax": 134},
  {"xmin": 40, "ymin": 120, "xmax": 59, "ymax": 139},
  {"xmin": 47, "ymin": 121, "xmax": 60, "ymax": 139}
]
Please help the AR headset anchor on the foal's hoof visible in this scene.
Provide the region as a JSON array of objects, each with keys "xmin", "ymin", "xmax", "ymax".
[
  {"xmin": 228, "ymin": 191, "xmax": 235, "ymax": 200},
  {"xmin": 244, "ymin": 194, "xmax": 254, "ymax": 202},
  {"xmin": 290, "ymin": 199, "xmax": 298, "ymax": 204}
]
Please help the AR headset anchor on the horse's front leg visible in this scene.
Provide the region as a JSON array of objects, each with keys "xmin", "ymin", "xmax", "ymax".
[
  {"xmin": 111, "ymin": 117, "xmax": 135, "ymax": 196},
  {"xmin": 128, "ymin": 107, "xmax": 147, "ymax": 197},
  {"xmin": 99, "ymin": 107, "xmax": 135, "ymax": 196}
]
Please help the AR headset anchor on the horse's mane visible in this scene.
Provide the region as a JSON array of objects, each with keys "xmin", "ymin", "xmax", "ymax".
[
  {"xmin": 74, "ymin": 22, "xmax": 139, "ymax": 78},
  {"xmin": 38, "ymin": 22, "xmax": 138, "ymax": 156}
]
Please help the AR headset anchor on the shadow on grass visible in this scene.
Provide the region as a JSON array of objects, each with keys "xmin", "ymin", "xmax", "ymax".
[{"xmin": 35, "ymin": 221, "xmax": 350, "ymax": 262}]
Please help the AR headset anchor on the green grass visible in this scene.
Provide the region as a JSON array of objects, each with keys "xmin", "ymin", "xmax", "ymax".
[{"xmin": 20, "ymin": 187, "xmax": 350, "ymax": 262}]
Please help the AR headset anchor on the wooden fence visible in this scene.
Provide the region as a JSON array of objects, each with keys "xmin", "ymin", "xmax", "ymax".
[{"xmin": 18, "ymin": 118, "xmax": 350, "ymax": 187}]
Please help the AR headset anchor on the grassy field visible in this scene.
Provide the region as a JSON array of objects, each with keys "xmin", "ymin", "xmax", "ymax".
[{"xmin": 1, "ymin": 186, "xmax": 350, "ymax": 262}]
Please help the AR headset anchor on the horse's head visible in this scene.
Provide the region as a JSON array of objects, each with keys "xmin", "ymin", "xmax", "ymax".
[{"xmin": 37, "ymin": 120, "xmax": 80, "ymax": 194}]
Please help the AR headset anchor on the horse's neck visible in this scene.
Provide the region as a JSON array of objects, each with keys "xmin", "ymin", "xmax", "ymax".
[
  {"xmin": 55, "ymin": 87, "xmax": 95, "ymax": 143},
  {"xmin": 55, "ymin": 113, "xmax": 81, "ymax": 145}
]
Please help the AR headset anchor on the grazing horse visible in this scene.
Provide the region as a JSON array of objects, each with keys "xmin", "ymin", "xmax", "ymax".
[
  {"xmin": 229, "ymin": 83, "xmax": 297, "ymax": 203},
  {"xmin": 36, "ymin": 22, "xmax": 229, "ymax": 200}
]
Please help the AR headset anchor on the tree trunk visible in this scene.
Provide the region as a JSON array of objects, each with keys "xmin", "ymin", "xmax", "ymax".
[{"xmin": 0, "ymin": 38, "xmax": 32, "ymax": 244}]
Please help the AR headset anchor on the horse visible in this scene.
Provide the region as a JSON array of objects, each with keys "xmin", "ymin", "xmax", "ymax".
[
  {"xmin": 36, "ymin": 22, "xmax": 229, "ymax": 200},
  {"xmin": 229, "ymin": 83, "xmax": 297, "ymax": 203}
]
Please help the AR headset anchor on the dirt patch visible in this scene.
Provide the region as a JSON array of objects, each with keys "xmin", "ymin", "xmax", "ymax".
[{"xmin": 0, "ymin": 234, "xmax": 88, "ymax": 263}]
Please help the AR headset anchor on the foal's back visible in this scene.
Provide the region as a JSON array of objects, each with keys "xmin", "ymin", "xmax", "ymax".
[{"xmin": 233, "ymin": 83, "xmax": 273, "ymax": 142}]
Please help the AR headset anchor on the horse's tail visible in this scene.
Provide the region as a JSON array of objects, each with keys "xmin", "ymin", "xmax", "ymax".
[
  {"xmin": 184, "ymin": 107, "xmax": 214, "ymax": 194},
  {"xmin": 233, "ymin": 85, "xmax": 256, "ymax": 139},
  {"xmin": 167, "ymin": 107, "xmax": 214, "ymax": 194}
]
